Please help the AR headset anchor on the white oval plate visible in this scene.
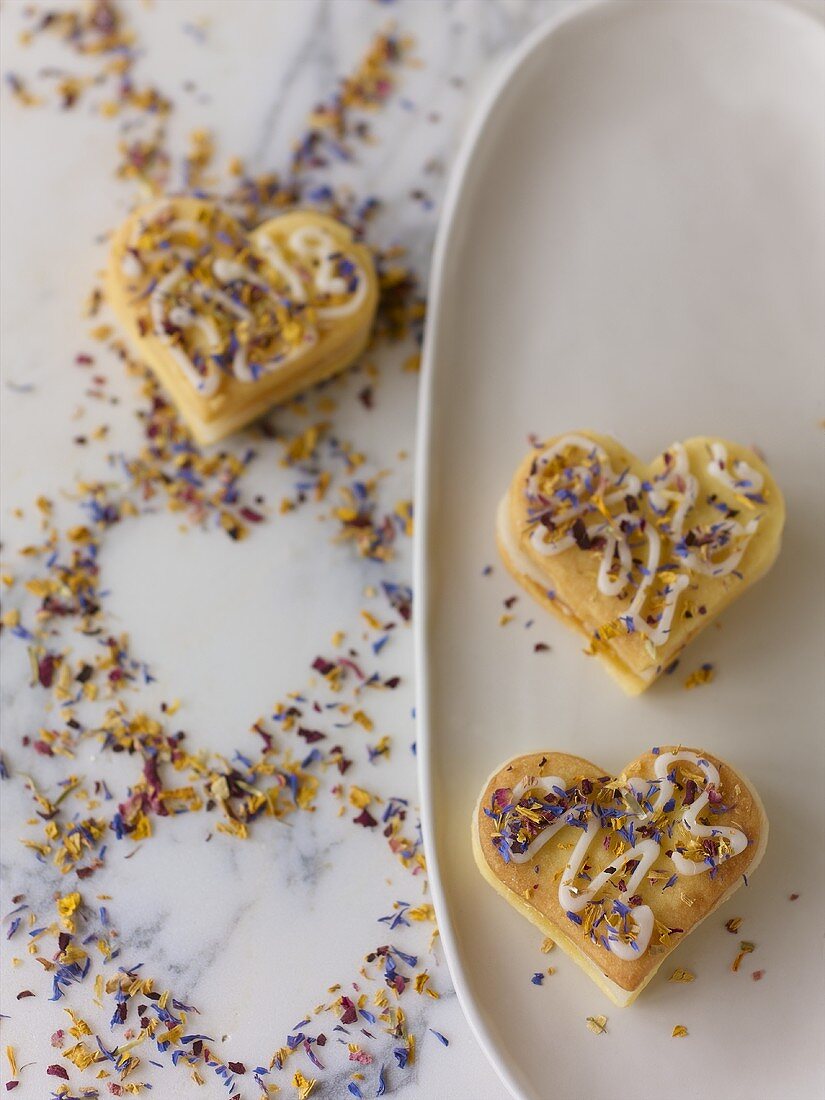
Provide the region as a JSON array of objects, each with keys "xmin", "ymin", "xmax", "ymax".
[{"xmin": 415, "ymin": 2, "xmax": 825, "ymax": 1097}]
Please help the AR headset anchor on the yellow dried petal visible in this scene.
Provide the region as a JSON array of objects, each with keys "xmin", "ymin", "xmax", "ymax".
[{"xmin": 669, "ymin": 968, "xmax": 695, "ymax": 983}]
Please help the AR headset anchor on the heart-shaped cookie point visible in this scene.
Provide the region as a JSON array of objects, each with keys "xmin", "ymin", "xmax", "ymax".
[
  {"xmin": 474, "ymin": 746, "xmax": 767, "ymax": 1007},
  {"xmin": 497, "ymin": 431, "xmax": 785, "ymax": 694},
  {"xmin": 106, "ymin": 197, "xmax": 378, "ymax": 444}
]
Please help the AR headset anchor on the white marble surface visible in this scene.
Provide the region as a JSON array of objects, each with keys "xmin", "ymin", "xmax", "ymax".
[{"xmin": 0, "ymin": 1, "xmax": 577, "ymax": 1098}]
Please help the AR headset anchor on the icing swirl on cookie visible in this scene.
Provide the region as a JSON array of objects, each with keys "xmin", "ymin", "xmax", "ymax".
[
  {"xmin": 120, "ymin": 202, "xmax": 368, "ymax": 395},
  {"xmin": 487, "ymin": 751, "xmax": 748, "ymax": 959},
  {"xmin": 523, "ymin": 436, "xmax": 766, "ymax": 648}
]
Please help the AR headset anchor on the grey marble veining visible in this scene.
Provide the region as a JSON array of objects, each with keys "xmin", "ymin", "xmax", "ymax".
[{"xmin": 0, "ymin": 1, "xmax": 575, "ymax": 1097}]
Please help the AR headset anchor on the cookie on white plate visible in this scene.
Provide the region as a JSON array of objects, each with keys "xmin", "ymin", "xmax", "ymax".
[
  {"xmin": 497, "ymin": 431, "xmax": 784, "ymax": 693},
  {"xmin": 473, "ymin": 746, "xmax": 768, "ymax": 1006}
]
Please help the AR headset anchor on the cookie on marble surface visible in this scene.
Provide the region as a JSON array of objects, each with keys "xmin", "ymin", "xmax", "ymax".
[{"xmin": 107, "ymin": 198, "xmax": 378, "ymax": 444}]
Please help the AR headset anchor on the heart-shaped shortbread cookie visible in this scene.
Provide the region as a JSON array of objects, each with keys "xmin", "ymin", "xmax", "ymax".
[
  {"xmin": 497, "ymin": 432, "xmax": 784, "ymax": 693},
  {"xmin": 106, "ymin": 198, "xmax": 378, "ymax": 443},
  {"xmin": 474, "ymin": 746, "xmax": 767, "ymax": 1006}
]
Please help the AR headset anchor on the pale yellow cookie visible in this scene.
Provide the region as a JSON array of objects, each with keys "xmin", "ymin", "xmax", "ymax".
[
  {"xmin": 497, "ymin": 432, "xmax": 784, "ymax": 693},
  {"xmin": 473, "ymin": 746, "xmax": 767, "ymax": 1006},
  {"xmin": 106, "ymin": 198, "xmax": 378, "ymax": 444}
]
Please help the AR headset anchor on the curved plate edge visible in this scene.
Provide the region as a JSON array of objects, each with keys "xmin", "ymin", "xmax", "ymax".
[{"xmin": 413, "ymin": 2, "xmax": 825, "ymax": 1098}]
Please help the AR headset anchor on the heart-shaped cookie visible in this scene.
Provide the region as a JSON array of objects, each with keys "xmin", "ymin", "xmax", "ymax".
[
  {"xmin": 474, "ymin": 746, "xmax": 767, "ymax": 1006},
  {"xmin": 106, "ymin": 197, "xmax": 378, "ymax": 443},
  {"xmin": 497, "ymin": 432, "xmax": 784, "ymax": 694}
]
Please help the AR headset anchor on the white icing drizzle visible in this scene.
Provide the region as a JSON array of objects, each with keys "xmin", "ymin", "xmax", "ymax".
[
  {"xmin": 506, "ymin": 775, "xmax": 568, "ymax": 860},
  {"xmin": 255, "ymin": 235, "xmax": 307, "ymax": 303},
  {"xmin": 149, "ymin": 267, "xmax": 221, "ymax": 396},
  {"xmin": 121, "ymin": 251, "xmax": 142, "ymax": 279},
  {"xmin": 707, "ymin": 442, "xmax": 764, "ymax": 496},
  {"xmin": 212, "ymin": 257, "xmax": 266, "ymax": 291},
  {"xmin": 523, "ymin": 435, "xmax": 764, "ymax": 648},
  {"xmin": 122, "ymin": 206, "xmax": 208, "ymax": 276},
  {"xmin": 646, "ymin": 751, "xmax": 747, "ymax": 874},
  {"xmin": 497, "ymin": 752, "xmax": 748, "ymax": 959},
  {"xmin": 558, "ymin": 816, "xmax": 659, "ymax": 960},
  {"xmin": 123, "ymin": 208, "xmax": 367, "ymax": 393},
  {"xmin": 287, "ymin": 225, "xmax": 367, "ymax": 319},
  {"xmin": 679, "ymin": 518, "xmax": 760, "ymax": 578}
]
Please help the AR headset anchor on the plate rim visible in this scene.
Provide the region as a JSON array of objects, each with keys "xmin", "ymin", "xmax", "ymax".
[{"xmin": 412, "ymin": 1, "xmax": 825, "ymax": 1097}]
